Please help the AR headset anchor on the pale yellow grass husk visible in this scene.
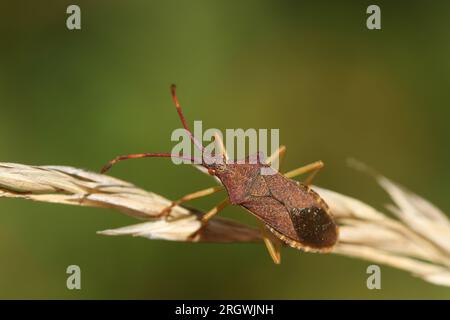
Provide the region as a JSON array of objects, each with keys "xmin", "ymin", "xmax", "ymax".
[{"xmin": 0, "ymin": 162, "xmax": 449, "ymax": 287}]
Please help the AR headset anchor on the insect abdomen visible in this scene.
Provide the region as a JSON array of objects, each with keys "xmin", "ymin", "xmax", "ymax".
[
  {"xmin": 287, "ymin": 206, "xmax": 337, "ymax": 250},
  {"xmin": 242, "ymin": 173, "xmax": 338, "ymax": 252}
]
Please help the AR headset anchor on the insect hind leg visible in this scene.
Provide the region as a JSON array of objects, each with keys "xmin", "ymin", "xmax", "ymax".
[{"xmin": 259, "ymin": 222, "xmax": 282, "ymax": 264}]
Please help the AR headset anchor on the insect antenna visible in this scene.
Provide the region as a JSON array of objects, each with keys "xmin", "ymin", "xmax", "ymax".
[
  {"xmin": 170, "ymin": 84, "xmax": 205, "ymax": 153},
  {"xmin": 100, "ymin": 85, "xmax": 206, "ymax": 174},
  {"xmin": 101, "ymin": 153, "xmax": 199, "ymax": 174}
]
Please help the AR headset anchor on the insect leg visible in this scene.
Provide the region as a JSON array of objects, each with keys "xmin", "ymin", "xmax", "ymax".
[
  {"xmin": 157, "ymin": 185, "xmax": 224, "ymax": 218},
  {"xmin": 201, "ymin": 198, "xmax": 230, "ymax": 223},
  {"xmin": 259, "ymin": 222, "xmax": 282, "ymax": 265},
  {"xmin": 214, "ymin": 132, "xmax": 229, "ymax": 161},
  {"xmin": 188, "ymin": 198, "xmax": 230, "ymax": 240},
  {"xmin": 284, "ymin": 160, "xmax": 324, "ymax": 185},
  {"xmin": 265, "ymin": 145, "xmax": 287, "ymax": 167}
]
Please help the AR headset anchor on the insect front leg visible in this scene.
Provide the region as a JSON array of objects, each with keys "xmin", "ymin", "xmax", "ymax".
[
  {"xmin": 157, "ymin": 185, "xmax": 224, "ymax": 218},
  {"xmin": 283, "ymin": 160, "xmax": 324, "ymax": 186},
  {"xmin": 200, "ymin": 198, "xmax": 230, "ymax": 223},
  {"xmin": 214, "ymin": 132, "xmax": 229, "ymax": 161},
  {"xmin": 188, "ymin": 198, "xmax": 230, "ymax": 240}
]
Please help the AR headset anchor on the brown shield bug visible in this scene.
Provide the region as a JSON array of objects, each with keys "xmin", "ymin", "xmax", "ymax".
[{"xmin": 101, "ymin": 85, "xmax": 339, "ymax": 264}]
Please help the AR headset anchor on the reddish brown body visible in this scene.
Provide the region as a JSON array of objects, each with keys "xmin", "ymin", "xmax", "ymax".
[
  {"xmin": 207, "ymin": 154, "xmax": 338, "ymax": 252},
  {"xmin": 102, "ymin": 85, "xmax": 338, "ymax": 253}
]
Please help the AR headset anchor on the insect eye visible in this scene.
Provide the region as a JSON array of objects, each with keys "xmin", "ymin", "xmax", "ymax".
[{"xmin": 208, "ymin": 169, "xmax": 216, "ymax": 175}]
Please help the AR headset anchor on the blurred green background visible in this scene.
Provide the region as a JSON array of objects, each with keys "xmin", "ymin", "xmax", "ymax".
[{"xmin": 0, "ymin": 0, "xmax": 449, "ymax": 299}]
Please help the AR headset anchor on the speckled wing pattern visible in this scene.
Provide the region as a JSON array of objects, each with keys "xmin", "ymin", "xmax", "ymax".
[{"xmin": 241, "ymin": 173, "xmax": 338, "ymax": 252}]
